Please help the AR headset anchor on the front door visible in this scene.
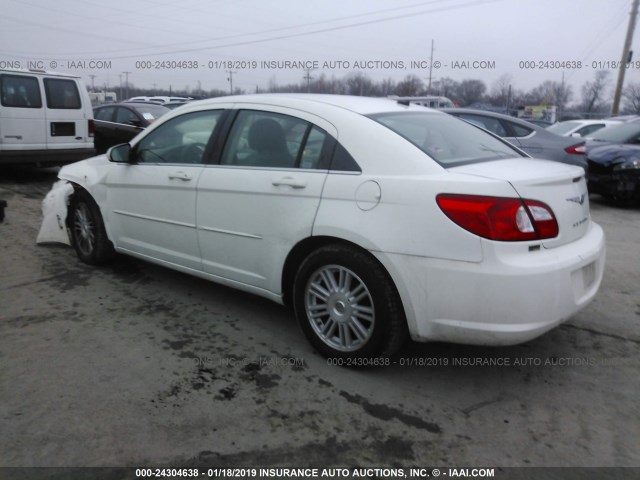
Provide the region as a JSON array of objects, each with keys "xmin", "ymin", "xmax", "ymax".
[{"xmin": 105, "ymin": 109, "xmax": 224, "ymax": 271}]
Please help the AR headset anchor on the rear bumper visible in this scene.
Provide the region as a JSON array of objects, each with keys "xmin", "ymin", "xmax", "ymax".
[
  {"xmin": 0, "ymin": 148, "xmax": 96, "ymax": 166},
  {"xmin": 588, "ymin": 170, "xmax": 640, "ymax": 200},
  {"xmin": 375, "ymin": 221, "xmax": 606, "ymax": 346}
]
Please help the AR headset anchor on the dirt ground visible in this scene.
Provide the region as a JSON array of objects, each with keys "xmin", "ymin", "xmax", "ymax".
[{"xmin": 0, "ymin": 166, "xmax": 639, "ymax": 477}]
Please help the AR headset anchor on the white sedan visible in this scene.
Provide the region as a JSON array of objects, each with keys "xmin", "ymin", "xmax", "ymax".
[
  {"xmin": 55, "ymin": 94, "xmax": 606, "ymax": 360},
  {"xmin": 547, "ymin": 119, "xmax": 623, "ymax": 138}
]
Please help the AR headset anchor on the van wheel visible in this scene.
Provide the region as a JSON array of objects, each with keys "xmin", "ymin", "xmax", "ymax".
[
  {"xmin": 69, "ymin": 190, "xmax": 114, "ymax": 264},
  {"xmin": 293, "ymin": 245, "xmax": 406, "ymax": 361}
]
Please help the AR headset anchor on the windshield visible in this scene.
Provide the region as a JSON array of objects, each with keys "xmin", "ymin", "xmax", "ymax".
[
  {"xmin": 590, "ymin": 122, "xmax": 640, "ymax": 143},
  {"xmin": 547, "ymin": 121, "xmax": 582, "ymax": 135},
  {"xmin": 369, "ymin": 111, "xmax": 523, "ymax": 166}
]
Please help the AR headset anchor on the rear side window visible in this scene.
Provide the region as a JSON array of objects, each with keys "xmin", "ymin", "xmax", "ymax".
[
  {"xmin": 94, "ymin": 106, "xmax": 115, "ymax": 121},
  {"xmin": 220, "ymin": 110, "xmax": 360, "ymax": 171},
  {"xmin": 508, "ymin": 122, "xmax": 533, "ymax": 138},
  {"xmin": 457, "ymin": 114, "xmax": 507, "ymax": 137},
  {"xmin": 43, "ymin": 78, "xmax": 81, "ymax": 109},
  {"xmin": 1, "ymin": 74, "xmax": 42, "ymax": 108},
  {"xmin": 114, "ymin": 107, "xmax": 139, "ymax": 125}
]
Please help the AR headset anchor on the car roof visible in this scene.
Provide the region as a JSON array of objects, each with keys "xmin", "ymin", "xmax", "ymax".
[{"xmin": 184, "ymin": 94, "xmax": 441, "ymax": 116}]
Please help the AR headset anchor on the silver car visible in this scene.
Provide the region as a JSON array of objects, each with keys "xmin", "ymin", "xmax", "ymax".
[{"xmin": 443, "ymin": 108, "xmax": 587, "ymax": 168}]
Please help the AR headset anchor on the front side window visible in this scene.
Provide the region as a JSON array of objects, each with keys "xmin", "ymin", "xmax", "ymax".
[
  {"xmin": 133, "ymin": 110, "xmax": 222, "ymax": 164},
  {"xmin": 370, "ymin": 112, "xmax": 522, "ymax": 167},
  {"xmin": 43, "ymin": 78, "xmax": 81, "ymax": 109},
  {"xmin": 1, "ymin": 74, "xmax": 42, "ymax": 108}
]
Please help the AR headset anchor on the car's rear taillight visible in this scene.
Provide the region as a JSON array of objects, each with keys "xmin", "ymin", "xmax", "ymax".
[
  {"xmin": 88, "ymin": 119, "xmax": 95, "ymax": 137},
  {"xmin": 436, "ymin": 194, "xmax": 559, "ymax": 241},
  {"xmin": 565, "ymin": 143, "xmax": 585, "ymax": 154}
]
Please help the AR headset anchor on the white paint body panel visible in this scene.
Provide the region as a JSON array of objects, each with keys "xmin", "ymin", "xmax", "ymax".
[{"xmin": 56, "ymin": 94, "xmax": 606, "ymax": 346}]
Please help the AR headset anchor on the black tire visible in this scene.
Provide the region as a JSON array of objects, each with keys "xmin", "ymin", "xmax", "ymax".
[
  {"xmin": 68, "ymin": 189, "xmax": 114, "ymax": 265},
  {"xmin": 293, "ymin": 244, "xmax": 407, "ymax": 361}
]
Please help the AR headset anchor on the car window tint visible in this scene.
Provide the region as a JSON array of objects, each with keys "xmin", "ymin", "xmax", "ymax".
[
  {"xmin": 370, "ymin": 112, "xmax": 522, "ymax": 166},
  {"xmin": 221, "ymin": 110, "xmax": 307, "ymax": 168},
  {"xmin": 94, "ymin": 107, "xmax": 115, "ymax": 121},
  {"xmin": 1, "ymin": 74, "xmax": 42, "ymax": 108},
  {"xmin": 458, "ymin": 114, "xmax": 507, "ymax": 137},
  {"xmin": 43, "ymin": 78, "xmax": 81, "ymax": 109},
  {"xmin": 509, "ymin": 122, "xmax": 533, "ymax": 138},
  {"xmin": 299, "ymin": 126, "xmax": 329, "ymax": 169},
  {"xmin": 134, "ymin": 110, "xmax": 222, "ymax": 164},
  {"xmin": 329, "ymin": 141, "xmax": 361, "ymax": 172},
  {"xmin": 577, "ymin": 124, "xmax": 603, "ymax": 136},
  {"xmin": 114, "ymin": 107, "xmax": 138, "ymax": 124}
]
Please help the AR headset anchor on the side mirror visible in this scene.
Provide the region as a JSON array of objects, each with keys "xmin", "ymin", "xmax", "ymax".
[
  {"xmin": 108, "ymin": 143, "xmax": 132, "ymax": 163},
  {"xmin": 570, "ymin": 132, "xmax": 582, "ymax": 138},
  {"xmin": 128, "ymin": 119, "xmax": 143, "ymax": 128}
]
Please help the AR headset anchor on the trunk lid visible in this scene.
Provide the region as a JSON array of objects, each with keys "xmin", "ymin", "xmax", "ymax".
[{"xmin": 450, "ymin": 158, "xmax": 590, "ymax": 248}]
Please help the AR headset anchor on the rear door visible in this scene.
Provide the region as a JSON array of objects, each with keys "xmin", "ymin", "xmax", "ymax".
[
  {"xmin": 0, "ymin": 73, "xmax": 46, "ymax": 151},
  {"xmin": 42, "ymin": 77, "xmax": 92, "ymax": 151},
  {"xmin": 196, "ymin": 108, "xmax": 334, "ymax": 294}
]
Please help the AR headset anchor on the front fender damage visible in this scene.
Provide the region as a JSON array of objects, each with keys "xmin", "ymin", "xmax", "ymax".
[{"xmin": 36, "ymin": 180, "xmax": 74, "ymax": 245}]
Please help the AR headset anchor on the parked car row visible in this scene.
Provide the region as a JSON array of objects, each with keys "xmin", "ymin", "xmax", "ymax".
[{"xmin": 442, "ymin": 108, "xmax": 587, "ymax": 168}]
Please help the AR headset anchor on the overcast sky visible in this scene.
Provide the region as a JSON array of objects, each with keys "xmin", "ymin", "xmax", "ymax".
[{"xmin": 2, "ymin": 0, "xmax": 638, "ymax": 100}]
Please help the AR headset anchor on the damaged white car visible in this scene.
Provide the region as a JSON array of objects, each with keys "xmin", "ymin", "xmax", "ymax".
[{"xmin": 41, "ymin": 94, "xmax": 606, "ymax": 360}]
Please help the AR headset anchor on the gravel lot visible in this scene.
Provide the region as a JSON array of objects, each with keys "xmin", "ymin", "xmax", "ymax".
[{"xmin": 1, "ymin": 165, "xmax": 639, "ymax": 476}]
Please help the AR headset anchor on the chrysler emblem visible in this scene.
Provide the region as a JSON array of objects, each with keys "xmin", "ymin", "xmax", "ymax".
[{"xmin": 566, "ymin": 194, "xmax": 586, "ymax": 205}]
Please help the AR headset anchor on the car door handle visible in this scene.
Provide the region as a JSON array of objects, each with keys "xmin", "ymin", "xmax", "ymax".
[
  {"xmin": 168, "ymin": 172, "xmax": 192, "ymax": 181},
  {"xmin": 272, "ymin": 177, "xmax": 307, "ymax": 189}
]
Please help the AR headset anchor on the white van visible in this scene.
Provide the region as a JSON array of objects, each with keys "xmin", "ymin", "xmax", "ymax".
[{"xmin": 0, "ymin": 69, "xmax": 95, "ymax": 165}]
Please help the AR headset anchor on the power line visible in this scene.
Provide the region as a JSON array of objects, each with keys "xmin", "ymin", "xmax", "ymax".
[{"xmin": 3, "ymin": 0, "xmax": 500, "ymax": 61}]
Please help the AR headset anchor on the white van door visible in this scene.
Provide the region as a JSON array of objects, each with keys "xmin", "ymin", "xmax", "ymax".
[
  {"xmin": 0, "ymin": 73, "xmax": 46, "ymax": 151},
  {"xmin": 42, "ymin": 77, "xmax": 92, "ymax": 150}
]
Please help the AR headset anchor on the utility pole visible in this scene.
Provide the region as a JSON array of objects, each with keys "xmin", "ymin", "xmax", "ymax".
[
  {"xmin": 612, "ymin": 0, "xmax": 639, "ymax": 115},
  {"xmin": 122, "ymin": 71, "xmax": 131, "ymax": 100},
  {"xmin": 428, "ymin": 39, "xmax": 434, "ymax": 95},
  {"xmin": 88, "ymin": 74, "xmax": 96, "ymax": 92},
  {"xmin": 118, "ymin": 74, "xmax": 122, "ymax": 101},
  {"xmin": 303, "ymin": 68, "xmax": 315, "ymax": 92},
  {"xmin": 226, "ymin": 70, "xmax": 236, "ymax": 94}
]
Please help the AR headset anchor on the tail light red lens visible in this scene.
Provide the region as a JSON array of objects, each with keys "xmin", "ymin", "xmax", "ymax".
[
  {"xmin": 436, "ymin": 194, "xmax": 559, "ymax": 241},
  {"xmin": 565, "ymin": 143, "xmax": 585, "ymax": 154},
  {"xmin": 88, "ymin": 119, "xmax": 95, "ymax": 137}
]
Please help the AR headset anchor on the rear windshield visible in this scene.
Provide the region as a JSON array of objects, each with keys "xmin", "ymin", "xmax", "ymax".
[{"xmin": 369, "ymin": 111, "xmax": 523, "ymax": 166}]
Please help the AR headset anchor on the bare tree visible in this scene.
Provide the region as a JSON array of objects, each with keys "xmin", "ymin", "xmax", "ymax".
[
  {"xmin": 345, "ymin": 72, "xmax": 374, "ymax": 96},
  {"xmin": 395, "ymin": 74, "xmax": 423, "ymax": 97},
  {"xmin": 453, "ymin": 79, "xmax": 487, "ymax": 106},
  {"xmin": 488, "ymin": 74, "xmax": 513, "ymax": 107},
  {"xmin": 622, "ymin": 81, "xmax": 640, "ymax": 113},
  {"xmin": 580, "ymin": 70, "xmax": 611, "ymax": 117}
]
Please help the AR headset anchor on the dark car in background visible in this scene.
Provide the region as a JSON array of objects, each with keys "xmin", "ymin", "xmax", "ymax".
[
  {"xmin": 442, "ymin": 108, "xmax": 587, "ymax": 168},
  {"xmin": 584, "ymin": 122, "xmax": 640, "ymax": 152},
  {"xmin": 93, "ymin": 102, "xmax": 170, "ymax": 153},
  {"xmin": 587, "ymin": 144, "xmax": 640, "ymax": 205}
]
